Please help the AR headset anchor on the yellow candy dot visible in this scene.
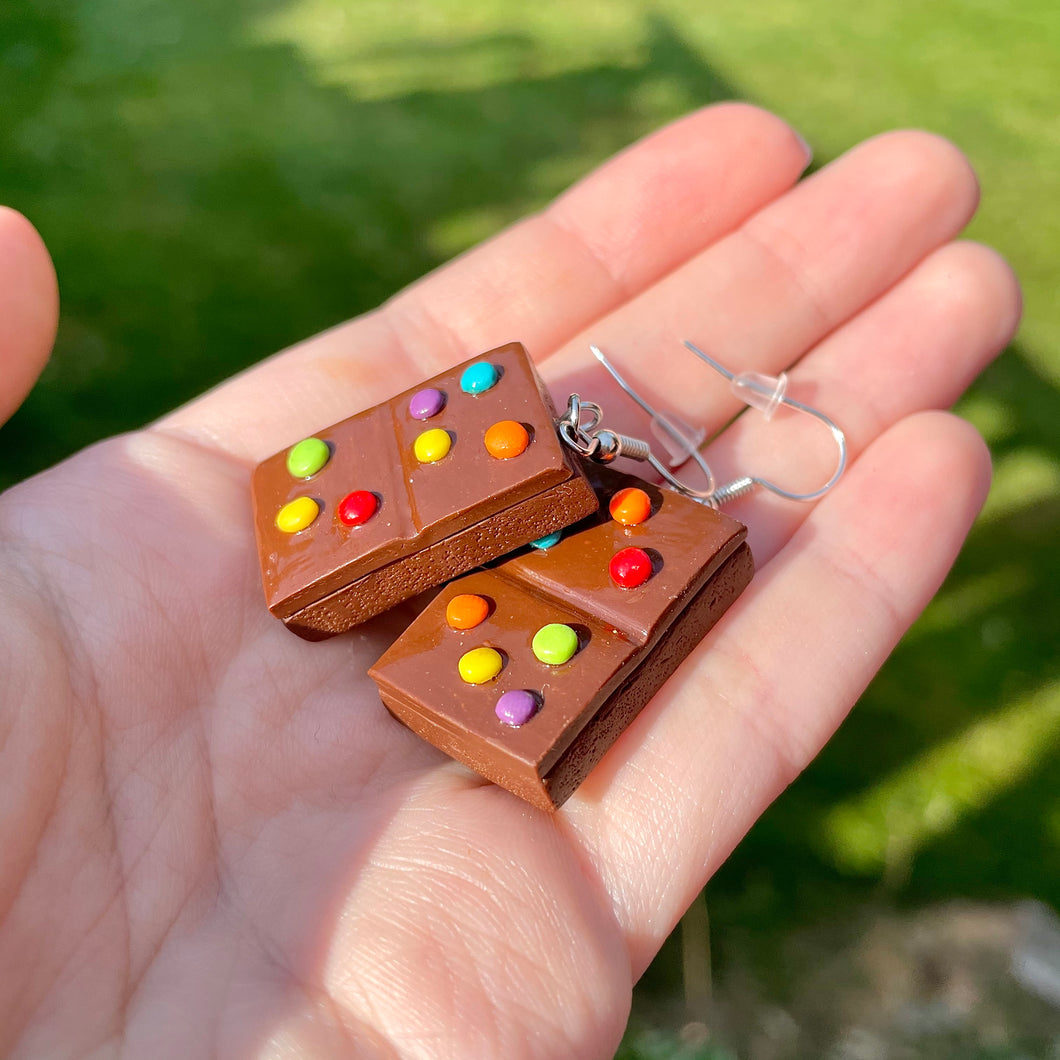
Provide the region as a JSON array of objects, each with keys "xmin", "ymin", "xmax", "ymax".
[
  {"xmin": 414, "ymin": 428, "xmax": 452, "ymax": 464},
  {"xmin": 458, "ymin": 646, "xmax": 504, "ymax": 685},
  {"xmin": 275, "ymin": 496, "xmax": 320, "ymax": 533}
]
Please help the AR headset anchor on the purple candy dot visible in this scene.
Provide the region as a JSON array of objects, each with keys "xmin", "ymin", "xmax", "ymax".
[
  {"xmin": 495, "ymin": 689, "xmax": 538, "ymax": 727},
  {"xmin": 408, "ymin": 388, "xmax": 446, "ymax": 420}
]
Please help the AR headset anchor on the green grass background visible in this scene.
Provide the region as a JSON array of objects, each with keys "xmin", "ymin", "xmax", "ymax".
[{"xmin": 1, "ymin": 0, "xmax": 1058, "ymax": 1054}]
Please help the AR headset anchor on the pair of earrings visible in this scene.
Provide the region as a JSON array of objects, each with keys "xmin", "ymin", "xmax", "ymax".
[{"xmin": 251, "ymin": 340, "xmax": 846, "ymax": 807}]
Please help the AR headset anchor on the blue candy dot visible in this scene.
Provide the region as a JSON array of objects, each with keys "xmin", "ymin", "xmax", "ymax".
[
  {"xmin": 530, "ymin": 531, "xmax": 563, "ymax": 550},
  {"xmin": 460, "ymin": 362, "xmax": 499, "ymax": 395}
]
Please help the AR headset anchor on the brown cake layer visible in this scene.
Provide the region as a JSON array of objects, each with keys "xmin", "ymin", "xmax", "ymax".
[
  {"xmin": 369, "ymin": 468, "xmax": 753, "ymax": 809},
  {"xmin": 251, "ymin": 342, "xmax": 598, "ymax": 638},
  {"xmin": 282, "ymin": 475, "xmax": 598, "ymax": 640}
]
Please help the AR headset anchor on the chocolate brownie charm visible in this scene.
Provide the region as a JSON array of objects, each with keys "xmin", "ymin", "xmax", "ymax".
[
  {"xmin": 251, "ymin": 342, "xmax": 598, "ymax": 639},
  {"xmin": 369, "ymin": 466, "xmax": 754, "ymax": 810}
]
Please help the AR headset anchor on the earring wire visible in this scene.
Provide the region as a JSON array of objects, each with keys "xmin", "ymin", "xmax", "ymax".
[
  {"xmin": 682, "ymin": 341, "xmax": 847, "ymax": 504},
  {"xmin": 556, "ymin": 344, "xmax": 847, "ymax": 508},
  {"xmin": 587, "ymin": 345, "xmax": 717, "ymax": 499}
]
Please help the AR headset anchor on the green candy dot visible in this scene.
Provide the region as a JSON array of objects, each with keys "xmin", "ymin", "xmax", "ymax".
[
  {"xmin": 532, "ymin": 623, "xmax": 579, "ymax": 665},
  {"xmin": 286, "ymin": 437, "xmax": 330, "ymax": 478}
]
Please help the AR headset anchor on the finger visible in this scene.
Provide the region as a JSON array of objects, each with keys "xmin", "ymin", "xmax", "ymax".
[
  {"xmin": 156, "ymin": 104, "xmax": 812, "ymax": 458},
  {"xmin": 704, "ymin": 239, "xmax": 1020, "ymax": 560},
  {"xmin": 386, "ymin": 103, "xmax": 809, "ymax": 363},
  {"xmin": 560, "ymin": 412, "xmax": 992, "ymax": 974},
  {"xmin": 541, "ymin": 130, "xmax": 982, "ymax": 441},
  {"xmin": 0, "ymin": 209, "xmax": 58, "ymax": 427}
]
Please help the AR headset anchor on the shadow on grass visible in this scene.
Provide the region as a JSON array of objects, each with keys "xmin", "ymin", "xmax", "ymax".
[{"xmin": 0, "ymin": 3, "xmax": 736, "ymax": 487}]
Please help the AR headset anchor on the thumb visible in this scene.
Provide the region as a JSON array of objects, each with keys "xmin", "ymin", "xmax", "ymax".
[{"xmin": 0, "ymin": 208, "xmax": 58, "ymax": 427}]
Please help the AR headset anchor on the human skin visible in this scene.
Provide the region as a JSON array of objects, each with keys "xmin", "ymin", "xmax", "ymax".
[{"xmin": 0, "ymin": 103, "xmax": 1020, "ymax": 1059}]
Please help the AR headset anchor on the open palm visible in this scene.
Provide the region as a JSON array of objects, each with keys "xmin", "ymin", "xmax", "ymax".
[{"xmin": 0, "ymin": 105, "xmax": 1019, "ymax": 1059}]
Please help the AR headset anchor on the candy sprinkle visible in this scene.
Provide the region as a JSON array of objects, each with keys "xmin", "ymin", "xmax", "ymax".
[
  {"xmin": 496, "ymin": 689, "xmax": 539, "ymax": 727},
  {"xmin": 408, "ymin": 388, "xmax": 446, "ymax": 420},
  {"xmin": 459, "ymin": 646, "xmax": 504, "ymax": 684},
  {"xmin": 609, "ymin": 546, "xmax": 653, "ymax": 589},
  {"xmin": 286, "ymin": 437, "xmax": 330, "ymax": 478},
  {"xmin": 609, "ymin": 487, "xmax": 652, "ymax": 526},
  {"xmin": 484, "ymin": 419, "xmax": 529, "ymax": 459},
  {"xmin": 460, "ymin": 362, "xmax": 499, "ymax": 395},
  {"xmin": 275, "ymin": 496, "xmax": 320, "ymax": 533},
  {"xmin": 337, "ymin": 490, "xmax": 378, "ymax": 527},
  {"xmin": 532, "ymin": 623, "xmax": 579, "ymax": 665},
  {"xmin": 446, "ymin": 594, "xmax": 490, "ymax": 630},
  {"xmin": 414, "ymin": 428, "xmax": 452, "ymax": 463},
  {"xmin": 529, "ymin": 530, "xmax": 562, "ymax": 550}
]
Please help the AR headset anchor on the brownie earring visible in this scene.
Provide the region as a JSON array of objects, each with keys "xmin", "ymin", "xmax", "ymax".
[
  {"xmin": 369, "ymin": 345, "xmax": 847, "ymax": 811},
  {"xmin": 554, "ymin": 342, "xmax": 848, "ymax": 508},
  {"xmin": 252, "ymin": 342, "xmax": 602, "ymax": 640}
]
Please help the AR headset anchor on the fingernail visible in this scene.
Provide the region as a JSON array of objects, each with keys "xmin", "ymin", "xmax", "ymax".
[{"xmin": 793, "ymin": 129, "xmax": 813, "ymax": 165}]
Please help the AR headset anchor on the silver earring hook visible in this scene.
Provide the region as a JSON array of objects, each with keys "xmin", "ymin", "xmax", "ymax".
[
  {"xmin": 555, "ymin": 349, "xmax": 717, "ymax": 501},
  {"xmin": 683, "ymin": 340, "xmax": 847, "ymax": 505},
  {"xmin": 587, "ymin": 345, "xmax": 719, "ymax": 498},
  {"xmin": 589, "ymin": 343, "xmax": 720, "ymax": 500},
  {"xmin": 555, "ymin": 343, "xmax": 847, "ymax": 508}
]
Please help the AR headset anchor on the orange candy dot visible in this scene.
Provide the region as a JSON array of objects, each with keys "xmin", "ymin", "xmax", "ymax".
[
  {"xmin": 609, "ymin": 487, "xmax": 652, "ymax": 526},
  {"xmin": 484, "ymin": 420, "xmax": 530, "ymax": 459},
  {"xmin": 446, "ymin": 594, "xmax": 490, "ymax": 630}
]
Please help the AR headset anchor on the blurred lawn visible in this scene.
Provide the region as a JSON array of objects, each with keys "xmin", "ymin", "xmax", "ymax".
[{"xmin": 1, "ymin": 0, "xmax": 1058, "ymax": 1054}]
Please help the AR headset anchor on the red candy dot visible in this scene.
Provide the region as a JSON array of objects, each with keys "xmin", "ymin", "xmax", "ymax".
[
  {"xmin": 609, "ymin": 546, "xmax": 652, "ymax": 588},
  {"xmin": 337, "ymin": 490, "xmax": 378, "ymax": 526}
]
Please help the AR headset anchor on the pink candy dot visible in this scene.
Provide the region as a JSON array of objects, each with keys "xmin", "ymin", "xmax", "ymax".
[
  {"xmin": 408, "ymin": 388, "xmax": 446, "ymax": 420},
  {"xmin": 496, "ymin": 689, "xmax": 538, "ymax": 727}
]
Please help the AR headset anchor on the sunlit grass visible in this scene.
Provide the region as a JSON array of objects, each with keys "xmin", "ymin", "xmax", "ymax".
[
  {"xmin": 249, "ymin": 0, "xmax": 1058, "ymax": 385},
  {"xmin": 910, "ymin": 566, "xmax": 1031, "ymax": 641},
  {"xmin": 980, "ymin": 449, "xmax": 1060, "ymax": 522},
  {"xmin": 822, "ymin": 679, "xmax": 1060, "ymax": 879}
]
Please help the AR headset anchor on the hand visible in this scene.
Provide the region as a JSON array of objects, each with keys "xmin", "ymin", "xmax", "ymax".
[{"xmin": 0, "ymin": 104, "xmax": 1019, "ymax": 1059}]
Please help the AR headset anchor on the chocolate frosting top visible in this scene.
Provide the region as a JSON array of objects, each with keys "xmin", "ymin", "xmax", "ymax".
[
  {"xmin": 497, "ymin": 472, "xmax": 743, "ymax": 645},
  {"xmin": 252, "ymin": 342, "xmax": 590, "ymax": 618},
  {"xmin": 370, "ymin": 467, "xmax": 748, "ymax": 775}
]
